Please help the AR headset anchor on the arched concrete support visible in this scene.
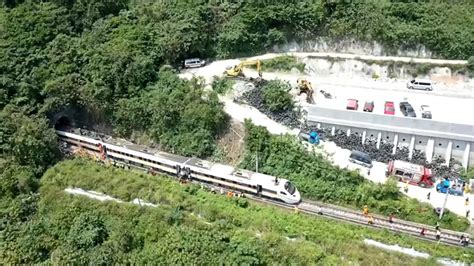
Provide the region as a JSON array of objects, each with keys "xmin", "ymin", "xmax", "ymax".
[
  {"xmin": 376, "ymin": 132, "xmax": 382, "ymax": 149},
  {"xmin": 408, "ymin": 136, "xmax": 415, "ymax": 160},
  {"xmin": 463, "ymin": 144, "xmax": 470, "ymax": 169},
  {"xmin": 362, "ymin": 130, "xmax": 367, "ymax": 145},
  {"xmin": 346, "ymin": 129, "xmax": 351, "ymax": 137},
  {"xmin": 426, "ymin": 139, "xmax": 435, "ymax": 163},
  {"xmin": 392, "ymin": 134, "xmax": 399, "ymax": 155},
  {"xmin": 331, "ymin": 126, "xmax": 335, "ymax": 136},
  {"xmin": 445, "ymin": 141, "xmax": 453, "ymax": 167}
]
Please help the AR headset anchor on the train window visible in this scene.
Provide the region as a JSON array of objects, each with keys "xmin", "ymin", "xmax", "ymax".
[
  {"xmin": 284, "ymin": 182, "xmax": 296, "ymax": 195},
  {"xmin": 280, "ymin": 191, "xmax": 287, "ymax": 195}
]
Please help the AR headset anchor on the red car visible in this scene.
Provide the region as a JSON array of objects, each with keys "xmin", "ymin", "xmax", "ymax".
[
  {"xmin": 346, "ymin": 99, "xmax": 359, "ymax": 110},
  {"xmin": 384, "ymin": 101, "xmax": 395, "ymax": 115},
  {"xmin": 363, "ymin": 101, "xmax": 374, "ymax": 112}
]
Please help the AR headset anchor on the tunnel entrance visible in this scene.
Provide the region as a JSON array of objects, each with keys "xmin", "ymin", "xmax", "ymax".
[{"xmin": 54, "ymin": 116, "xmax": 72, "ymax": 130}]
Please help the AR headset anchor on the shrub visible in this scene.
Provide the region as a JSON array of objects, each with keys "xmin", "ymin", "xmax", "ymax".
[{"xmin": 261, "ymin": 80, "xmax": 294, "ymax": 112}]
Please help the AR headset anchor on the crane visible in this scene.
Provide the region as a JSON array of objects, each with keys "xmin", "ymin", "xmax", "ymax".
[
  {"xmin": 296, "ymin": 79, "xmax": 314, "ymax": 104},
  {"xmin": 225, "ymin": 59, "xmax": 262, "ymax": 78}
]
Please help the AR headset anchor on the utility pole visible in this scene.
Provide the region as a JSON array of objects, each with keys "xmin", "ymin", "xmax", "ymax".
[{"xmin": 439, "ymin": 188, "xmax": 450, "ymax": 220}]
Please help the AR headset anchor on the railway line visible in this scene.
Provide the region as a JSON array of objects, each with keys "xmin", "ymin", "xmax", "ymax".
[{"xmin": 56, "ymin": 128, "xmax": 472, "ymax": 248}]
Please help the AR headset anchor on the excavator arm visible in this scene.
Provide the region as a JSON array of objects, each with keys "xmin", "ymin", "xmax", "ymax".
[{"xmin": 225, "ymin": 59, "xmax": 262, "ymax": 78}]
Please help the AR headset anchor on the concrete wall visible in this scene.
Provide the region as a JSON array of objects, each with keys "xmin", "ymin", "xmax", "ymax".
[{"xmin": 307, "ymin": 106, "xmax": 474, "ymax": 168}]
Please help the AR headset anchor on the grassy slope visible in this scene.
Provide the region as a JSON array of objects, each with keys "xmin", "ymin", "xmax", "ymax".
[{"xmin": 36, "ymin": 159, "xmax": 474, "ymax": 264}]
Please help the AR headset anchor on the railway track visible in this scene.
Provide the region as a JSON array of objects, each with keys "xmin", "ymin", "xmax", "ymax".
[{"xmin": 57, "ymin": 129, "xmax": 472, "ymax": 248}]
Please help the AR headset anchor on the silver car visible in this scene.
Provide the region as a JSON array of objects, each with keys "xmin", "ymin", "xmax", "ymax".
[
  {"xmin": 407, "ymin": 79, "xmax": 433, "ymax": 91},
  {"xmin": 184, "ymin": 58, "xmax": 206, "ymax": 69}
]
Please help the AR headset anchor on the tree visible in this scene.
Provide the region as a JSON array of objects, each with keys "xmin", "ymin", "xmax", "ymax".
[{"xmin": 67, "ymin": 213, "xmax": 109, "ymax": 250}]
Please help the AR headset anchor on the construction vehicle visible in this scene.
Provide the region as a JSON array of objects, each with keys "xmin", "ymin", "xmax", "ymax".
[
  {"xmin": 225, "ymin": 59, "xmax": 262, "ymax": 78},
  {"xmin": 296, "ymin": 79, "xmax": 314, "ymax": 104}
]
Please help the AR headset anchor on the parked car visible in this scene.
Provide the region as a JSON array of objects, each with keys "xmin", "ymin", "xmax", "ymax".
[
  {"xmin": 349, "ymin": 150, "xmax": 373, "ymax": 168},
  {"xmin": 363, "ymin": 101, "xmax": 374, "ymax": 112},
  {"xmin": 420, "ymin": 105, "xmax": 432, "ymax": 119},
  {"xmin": 346, "ymin": 99, "xmax": 359, "ymax": 110},
  {"xmin": 184, "ymin": 58, "xmax": 206, "ymax": 68},
  {"xmin": 399, "ymin": 102, "xmax": 416, "ymax": 117},
  {"xmin": 384, "ymin": 101, "xmax": 395, "ymax": 115},
  {"xmin": 407, "ymin": 79, "xmax": 433, "ymax": 91}
]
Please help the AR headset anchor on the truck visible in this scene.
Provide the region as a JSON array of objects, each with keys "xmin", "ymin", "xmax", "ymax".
[
  {"xmin": 298, "ymin": 131, "xmax": 320, "ymax": 145},
  {"xmin": 386, "ymin": 160, "xmax": 434, "ymax": 188},
  {"xmin": 436, "ymin": 178, "xmax": 464, "ymax": 196}
]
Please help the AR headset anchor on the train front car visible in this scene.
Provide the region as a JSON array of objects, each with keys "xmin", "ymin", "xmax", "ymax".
[{"xmin": 279, "ymin": 179, "xmax": 301, "ymax": 204}]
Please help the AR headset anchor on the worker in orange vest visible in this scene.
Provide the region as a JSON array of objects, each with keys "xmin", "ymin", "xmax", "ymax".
[{"xmin": 363, "ymin": 205, "xmax": 369, "ymax": 216}]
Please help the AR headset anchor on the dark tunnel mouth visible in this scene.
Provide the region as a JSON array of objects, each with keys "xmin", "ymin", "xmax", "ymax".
[{"xmin": 54, "ymin": 116, "xmax": 72, "ymax": 130}]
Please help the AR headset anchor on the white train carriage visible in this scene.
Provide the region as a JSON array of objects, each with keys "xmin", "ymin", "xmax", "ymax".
[{"xmin": 56, "ymin": 130, "xmax": 301, "ymax": 204}]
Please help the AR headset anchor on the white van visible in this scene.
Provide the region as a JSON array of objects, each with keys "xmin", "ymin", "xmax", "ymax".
[
  {"xmin": 407, "ymin": 79, "xmax": 433, "ymax": 91},
  {"xmin": 184, "ymin": 58, "xmax": 206, "ymax": 69}
]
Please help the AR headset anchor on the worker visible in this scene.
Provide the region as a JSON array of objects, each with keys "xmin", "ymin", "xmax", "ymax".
[
  {"xmin": 436, "ymin": 229, "xmax": 441, "ymax": 241},
  {"xmin": 435, "ymin": 221, "xmax": 440, "ymax": 231},
  {"xmin": 210, "ymin": 187, "xmax": 216, "ymax": 194},
  {"xmin": 466, "ymin": 207, "xmax": 470, "ymax": 218},
  {"xmin": 465, "ymin": 235, "xmax": 471, "ymax": 246},
  {"xmin": 227, "ymin": 191, "xmax": 233, "ymax": 198},
  {"xmin": 460, "ymin": 235, "xmax": 466, "ymax": 245},
  {"xmin": 363, "ymin": 205, "xmax": 369, "ymax": 216},
  {"xmin": 420, "ymin": 228, "xmax": 426, "ymax": 236},
  {"xmin": 388, "ymin": 213, "xmax": 394, "ymax": 223},
  {"xmin": 294, "ymin": 206, "xmax": 299, "ymax": 214},
  {"xmin": 404, "ymin": 181, "xmax": 409, "ymax": 193},
  {"xmin": 465, "ymin": 197, "xmax": 470, "ymax": 206},
  {"xmin": 220, "ymin": 188, "xmax": 224, "ymax": 195},
  {"xmin": 427, "ymin": 192, "xmax": 431, "ymax": 200},
  {"xmin": 368, "ymin": 215, "xmax": 374, "ymax": 225}
]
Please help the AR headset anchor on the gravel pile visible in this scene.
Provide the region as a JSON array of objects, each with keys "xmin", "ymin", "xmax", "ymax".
[{"xmin": 238, "ymin": 78, "xmax": 302, "ymax": 128}]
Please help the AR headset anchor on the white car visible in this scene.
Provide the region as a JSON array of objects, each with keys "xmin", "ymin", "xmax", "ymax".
[
  {"xmin": 407, "ymin": 79, "xmax": 433, "ymax": 91},
  {"xmin": 184, "ymin": 58, "xmax": 206, "ymax": 69},
  {"xmin": 420, "ymin": 105, "xmax": 432, "ymax": 119}
]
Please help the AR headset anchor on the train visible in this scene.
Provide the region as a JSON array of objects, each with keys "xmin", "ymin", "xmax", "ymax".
[{"xmin": 56, "ymin": 130, "xmax": 301, "ymax": 204}]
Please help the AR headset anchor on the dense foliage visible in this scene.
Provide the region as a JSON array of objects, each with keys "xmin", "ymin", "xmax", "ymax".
[
  {"xmin": 261, "ymin": 80, "xmax": 294, "ymax": 112},
  {"xmin": 259, "ymin": 56, "xmax": 306, "ymax": 72},
  {"xmin": 240, "ymin": 121, "xmax": 469, "ymax": 231},
  {"xmin": 2, "ymin": 159, "xmax": 471, "ymax": 264},
  {"xmin": 113, "ymin": 68, "xmax": 228, "ymax": 156}
]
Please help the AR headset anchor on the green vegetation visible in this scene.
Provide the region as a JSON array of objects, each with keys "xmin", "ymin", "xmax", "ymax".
[
  {"xmin": 1, "ymin": 159, "xmax": 471, "ymax": 264},
  {"xmin": 211, "ymin": 76, "xmax": 234, "ymax": 95},
  {"xmin": 240, "ymin": 121, "xmax": 469, "ymax": 231},
  {"xmin": 259, "ymin": 56, "xmax": 306, "ymax": 72},
  {"xmin": 113, "ymin": 68, "xmax": 228, "ymax": 157},
  {"xmin": 261, "ymin": 80, "xmax": 294, "ymax": 112}
]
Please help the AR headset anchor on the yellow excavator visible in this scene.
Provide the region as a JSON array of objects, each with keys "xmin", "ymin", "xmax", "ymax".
[
  {"xmin": 225, "ymin": 59, "xmax": 262, "ymax": 78},
  {"xmin": 297, "ymin": 79, "xmax": 314, "ymax": 104}
]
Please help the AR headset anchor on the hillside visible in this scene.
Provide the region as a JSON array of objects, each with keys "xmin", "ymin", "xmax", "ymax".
[{"xmin": 2, "ymin": 159, "xmax": 472, "ymax": 264}]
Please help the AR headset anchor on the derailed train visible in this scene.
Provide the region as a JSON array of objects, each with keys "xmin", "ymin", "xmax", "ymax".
[{"xmin": 56, "ymin": 130, "xmax": 301, "ymax": 204}]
